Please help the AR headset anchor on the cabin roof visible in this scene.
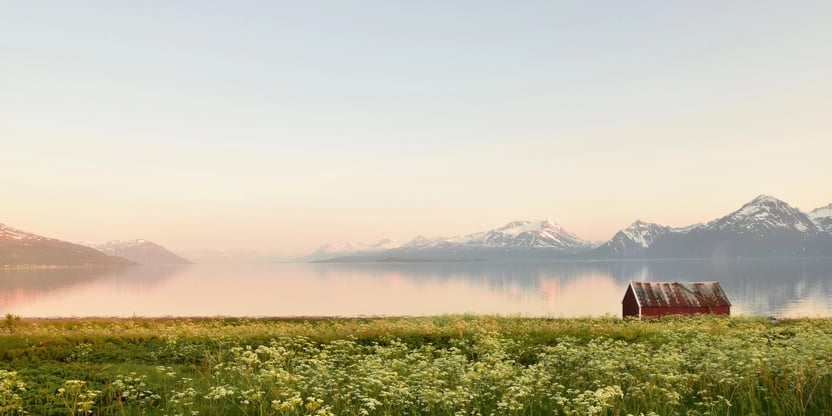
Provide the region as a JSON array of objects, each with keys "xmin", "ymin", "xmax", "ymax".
[{"xmin": 627, "ymin": 281, "xmax": 731, "ymax": 308}]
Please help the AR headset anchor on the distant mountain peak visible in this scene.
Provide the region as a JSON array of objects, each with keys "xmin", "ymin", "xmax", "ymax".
[
  {"xmin": 595, "ymin": 220, "xmax": 674, "ymax": 256},
  {"xmin": 496, "ymin": 219, "xmax": 564, "ymax": 235},
  {"xmin": 499, "ymin": 220, "xmax": 528, "ymax": 229},
  {"xmin": 747, "ymin": 194, "xmax": 782, "ymax": 205},
  {"xmin": 88, "ymin": 240, "xmax": 191, "ymax": 264},
  {"xmin": 418, "ymin": 219, "xmax": 591, "ymax": 251},
  {"xmin": 810, "ymin": 203, "xmax": 832, "ymax": 215},
  {"xmin": 736, "ymin": 194, "xmax": 794, "ymax": 216},
  {"xmin": 738, "ymin": 194, "xmax": 804, "ymax": 215},
  {"xmin": 540, "ymin": 219, "xmax": 562, "ymax": 229},
  {"xmin": 809, "ymin": 202, "xmax": 832, "ymax": 233},
  {"xmin": 540, "ymin": 218, "xmax": 559, "ymax": 228},
  {"xmin": 707, "ymin": 195, "xmax": 818, "ymax": 234},
  {"xmin": 628, "ymin": 219, "xmax": 658, "ymax": 228},
  {"xmin": 373, "ymin": 238, "xmax": 400, "ymax": 248},
  {"xmin": 310, "ymin": 238, "xmax": 401, "ymax": 258},
  {"xmin": 404, "ymin": 235, "xmax": 439, "ymax": 248}
]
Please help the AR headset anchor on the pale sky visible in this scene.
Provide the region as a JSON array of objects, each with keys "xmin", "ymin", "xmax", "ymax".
[{"xmin": 2, "ymin": 1, "xmax": 831, "ymax": 256}]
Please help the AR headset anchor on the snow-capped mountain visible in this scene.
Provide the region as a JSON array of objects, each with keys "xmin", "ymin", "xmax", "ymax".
[
  {"xmin": 594, "ymin": 220, "xmax": 674, "ymax": 256},
  {"xmin": 593, "ymin": 195, "xmax": 832, "ymax": 259},
  {"xmin": 414, "ymin": 220, "xmax": 593, "ymax": 251},
  {"xmin": 402, "ymin": 235, "xmax": 444, "ymax": 248},
  {"xmin": 310, "ymin": 195, "xmax": 832, "ymax": 262},
  {"xmin": 642, "ymin": 195, "xmax": 829, "ymax": 258},
  {"xmin": 86, "ymin": 240, "xmax": 191, "ymax": 265},
  {"xmin": 304, "ymin": 238, "xmax": 401, "ymax": 261},
  {"xmin": 809, "ymin": 203, "xmax": 832, "ymax": 233},
  {"xmin": 704, "ymin": 194, "xmax": 819, "ymax": 235},
  {"xmin": 312, "ymin": 220, "xmax": 595, "ymax": 262},
  {"xmin": 1, "ymin": 223, "xmax": 133, "ymax": 267},
  {"xmin": 1, "ymin": 223, "xmax": 46, "ymax": 244},
  {"xmin": 315, "ymin": 238, "xmax": 400, "ymax": 255}
]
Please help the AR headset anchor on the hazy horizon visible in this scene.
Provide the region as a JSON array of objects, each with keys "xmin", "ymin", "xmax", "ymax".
[{"xmin": 3, "ymin": 2, "xmax": 831, "ymax": 256}]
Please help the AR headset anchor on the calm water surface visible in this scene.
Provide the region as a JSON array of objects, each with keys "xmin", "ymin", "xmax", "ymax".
[{"xmin": 2, "ymin": 259, "xmax": 832, "ymax": 318}]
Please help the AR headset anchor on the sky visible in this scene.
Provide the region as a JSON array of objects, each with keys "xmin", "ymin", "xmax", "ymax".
[{"xmin": 2, "ymin": 1, "xmax": 831, "ymax": 256}]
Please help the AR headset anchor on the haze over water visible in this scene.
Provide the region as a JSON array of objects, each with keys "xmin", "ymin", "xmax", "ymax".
[{"xmin": 3, "ymin": 259, "xmax": 831, "ymax": 319}]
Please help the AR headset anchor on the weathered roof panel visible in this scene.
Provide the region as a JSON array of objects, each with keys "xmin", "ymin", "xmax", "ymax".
[{"xmin": 629, "ymin": 281, "xmax": 731, "ymax": 308}]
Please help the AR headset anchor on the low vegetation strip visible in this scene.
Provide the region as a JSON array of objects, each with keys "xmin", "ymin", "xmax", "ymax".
[{"xmin": 1, "ymin": 314, "xmax": 831, "ymax": 415}]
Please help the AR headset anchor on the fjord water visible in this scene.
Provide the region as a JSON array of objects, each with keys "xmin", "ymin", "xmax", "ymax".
[{"xmin": 2, "ymin": 259, "xmax": 832, "ymax": 318}]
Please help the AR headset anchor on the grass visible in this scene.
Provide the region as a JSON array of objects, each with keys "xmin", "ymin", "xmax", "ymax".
[{"xmin": 1, "ymin": 314, "xmax": 832, "ymax": 415}]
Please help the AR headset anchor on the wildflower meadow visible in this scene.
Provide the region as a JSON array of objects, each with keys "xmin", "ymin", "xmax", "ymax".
[{"xmin": 1, "ymin": 314, "xmax": 831, "ymax": 415}]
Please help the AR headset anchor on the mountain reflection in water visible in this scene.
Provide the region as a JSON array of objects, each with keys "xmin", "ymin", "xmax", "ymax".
[{"xmin": 2, "ymin": 259, "xmax": 831, "ymax": 318}]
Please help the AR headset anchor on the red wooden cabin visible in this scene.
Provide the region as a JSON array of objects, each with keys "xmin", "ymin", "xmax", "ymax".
[{"xmin": 622, "ymin": 281, "xmax": 731, "ymax": 319}]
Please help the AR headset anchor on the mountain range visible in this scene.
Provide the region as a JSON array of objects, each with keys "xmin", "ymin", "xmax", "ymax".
[
  {"xmin": 0, "ymin": 224, "xmax": 189, "ymax": 267},
  {"xmin": 311, "ymin": 195, "xmax": 832, "ymax": 262},
  {"xmin": 4, "ymin": 194, "xmax": 831, "ymax": 266},
  {"xmin": 0, "ymin": 224, "xmax": 134, "ymax": 267},
  {"xmin": 82, "ymin": 240, "xmax": 192, "ymax": 265},
  {"xmin": 639, "ymin": 195, "xmax": 832, "ymax": 258},
  {"xmin": 305, "ymin": 238, "xmax": 402, "ymax": 260}
]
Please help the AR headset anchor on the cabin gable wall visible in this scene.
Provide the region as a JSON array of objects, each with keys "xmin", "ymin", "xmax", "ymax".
[{"xmin": 622, "ymin": 286, "xmax": 640, "ymax": 318}]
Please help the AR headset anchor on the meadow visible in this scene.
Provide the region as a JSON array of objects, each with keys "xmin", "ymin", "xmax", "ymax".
[{"xmin": 1, "ymin": 314, "xmax": 831, "ymax": 415}]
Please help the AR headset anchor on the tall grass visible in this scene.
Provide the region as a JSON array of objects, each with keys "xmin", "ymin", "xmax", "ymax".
[{"xmin": 1, "ymin": 315, "xmax": 831, "ymax": 415}]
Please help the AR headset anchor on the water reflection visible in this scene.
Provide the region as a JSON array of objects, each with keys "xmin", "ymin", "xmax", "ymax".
[
  {"xmin": 1, "ymin": 259, "xmax": 831, "ymax": 318},
  {"xmin": 624, "ymin": 258, "xmax": 832, "ymax": 317},
  {"xmin": 0, "ymin": 265, "xmax": 187, "ymax": 316}
]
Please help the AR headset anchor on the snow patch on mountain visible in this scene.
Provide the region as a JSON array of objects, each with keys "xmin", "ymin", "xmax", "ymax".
[
  {"xmin": 673, "ymin": 223, "xmax": 705, "ymax": 233},
  {"xmin": 619, "ymin": 220, "xmax": 671, "ymax": 248},
  {"xmin": 0, "ymin": 223, "xmax": 46, "ymax": 242},
  {"xmin": 403, "ymin": 235, "xmax": 444, "ymax": 248},
  {"xmin": 809, "ymin": 203, "xmax": 832, "ymax": 233},
  {"xmin": 93, "ymin": 240, "xmax": 152, "ymax": 250}
]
